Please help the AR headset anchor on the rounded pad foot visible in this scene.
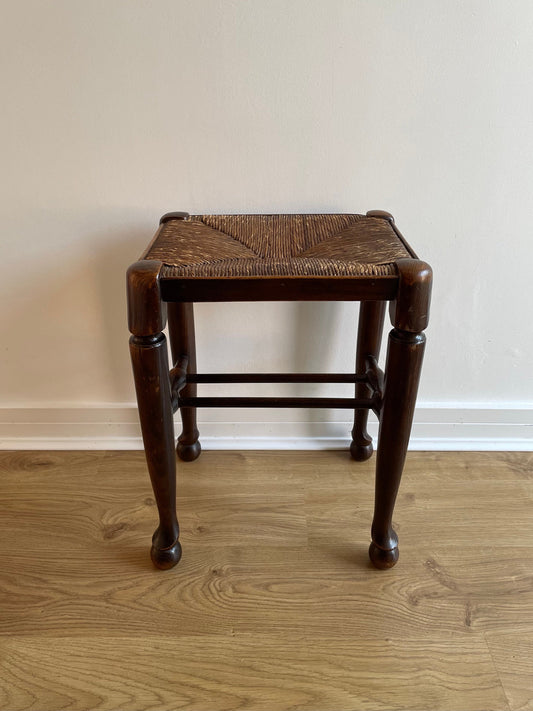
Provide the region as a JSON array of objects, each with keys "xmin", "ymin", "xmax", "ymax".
[
  {"xmin": 350, "ymin": 439, "xmax": 373, "ymax": 461},
  {"xmin": 150, "ymin": 538, "xmax": 182, "ymax": 570},
  {"xmin": 177, "ymin": 440, "xmax": 201, "ymax": 462},
  {"xmin": 369, "ymin": 542, "xmax": 399, "ymax": 569}
]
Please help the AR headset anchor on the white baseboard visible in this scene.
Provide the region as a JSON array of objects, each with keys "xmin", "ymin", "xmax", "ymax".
[{"xmin": 0, "ymin": 405, "xmax": 532, "ymax": 450}]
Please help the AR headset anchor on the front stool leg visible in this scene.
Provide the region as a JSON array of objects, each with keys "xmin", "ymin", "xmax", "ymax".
[
  {"xmin": 168, "ymin": 302, "xmax": 201, "ymax": 462},
  {"xmin": 351, "ymin": 300, "xmax": 386, "ymax": 460},
  {"xmin": 127, "ymin": 260, "xmax": 181, "ymax": 570},
  {"xmin": 370, "ymin": 259, "xmax": 432, "ymax": 569}
]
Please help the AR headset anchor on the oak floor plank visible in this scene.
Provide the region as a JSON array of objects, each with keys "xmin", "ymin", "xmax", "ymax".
[
  {"xmin": 0, "ymin": 635, "xmax": 508, "ymax": 711},
  {"xmin": 2, "ymin": 542, "xmax": 532, "ymax": 639},
  {"xmin": 485, "ymin": 631, "xmax": 533, "ymax": 710}
]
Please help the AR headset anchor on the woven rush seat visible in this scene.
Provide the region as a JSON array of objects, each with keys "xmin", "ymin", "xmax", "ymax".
[{"xmin": 146, "ymin": 213, "xmax": 413, "ymax": 278}]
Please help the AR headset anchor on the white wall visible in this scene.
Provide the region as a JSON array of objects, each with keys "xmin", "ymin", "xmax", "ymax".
[{"xmin": 1, "ymin": 0, "xmax": 532, "ymax": 448}]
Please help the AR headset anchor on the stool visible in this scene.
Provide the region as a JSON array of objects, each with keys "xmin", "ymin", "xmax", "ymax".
[{"xmin": 127, "ymin": 211, "xmax": 432, "ymax": 571}]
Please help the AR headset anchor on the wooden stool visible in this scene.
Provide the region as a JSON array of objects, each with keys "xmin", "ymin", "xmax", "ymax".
[{"xmin": 127, "ymin": 211, "xmax": 432, "ymax": 571}]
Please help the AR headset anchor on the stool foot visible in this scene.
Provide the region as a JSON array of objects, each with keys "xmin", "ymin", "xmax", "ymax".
[
  {"xmin": 350, "ymin": 439, "xmax": 373, "ymax": 461},
  {"xmin": 177, "ymin": 439, "xmax": 202, "ymax": 462},
  {"xmin": 369, "ymin": 541, "xmax": 399, "ymax": 569},
  {"xmin": 151, "ymin": 533, "xmax": 182, "ymax": 570}
]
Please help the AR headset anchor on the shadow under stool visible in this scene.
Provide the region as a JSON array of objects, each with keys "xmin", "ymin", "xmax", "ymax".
[{"xmin": 127, "ymin": 211, "xmax": 432, "ymax": 571}]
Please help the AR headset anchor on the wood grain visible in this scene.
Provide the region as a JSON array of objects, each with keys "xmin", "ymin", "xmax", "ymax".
[
  {"xmin": 1, "ymin": 450, "xmax": 532, "ymax": 710},
  {"xmin": 0, "ymin": 635, "xmax": 507, "ymax": 711}
]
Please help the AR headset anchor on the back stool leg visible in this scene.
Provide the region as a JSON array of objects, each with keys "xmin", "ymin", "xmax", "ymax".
[
  {"xmin": 351, "ymin": 301, "xmax": 386, "ymax": 461},
  {"xmin": 168, "ymin": 302, "xmax": 201, "ymax": 462}
]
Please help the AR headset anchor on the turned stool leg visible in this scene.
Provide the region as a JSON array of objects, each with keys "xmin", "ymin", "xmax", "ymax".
[
  {"xmin": 168, "ymin": 302, "xmax": 201, "ymax": 462},
  {"xmin": 127, "ymin": 261, "xmax": 182, "ymax": 569},
  {"xmin": 351, "ymin": 301, "xmax": 386, "ymax": 461},
  {"xmin": 369, "ymin": 259, "xmax": 432, "ymax": 569}
]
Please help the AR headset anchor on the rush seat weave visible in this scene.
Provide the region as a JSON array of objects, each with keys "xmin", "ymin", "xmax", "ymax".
[{"xmin": 145, "ymin": 213, "xmax": 413, "ymax": 278}]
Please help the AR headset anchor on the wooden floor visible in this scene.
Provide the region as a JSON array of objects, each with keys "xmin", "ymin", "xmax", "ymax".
[{"xmin": 1, "ymin": 450, "xmax": 532, "ymax": 710}]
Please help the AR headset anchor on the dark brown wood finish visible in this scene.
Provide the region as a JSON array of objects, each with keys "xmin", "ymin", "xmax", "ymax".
[
  {"xmin": 127, "ymin": 260, "xmax": 167, "ymax": 336},
  {"xmin": 178, "ymin": 396, "xmax": 377, "ymax": 409},
  {"xmin": 188, "ymin": 373, "xmax": 365, "ymax": 384},
  {"xmin": 128, "ymin": 212, "xmax": 431, "ymax": 571},
  {"xmin": 160, "ymin": 211, "xmax": 191, "ymax": 224},
  {"xmin": 369, "ymin": 258, "xmax": 432, "ymax": 569},
  {"xmin": 168, "ymin": 303, "xmax": 201, "ymax": 462},
  {"xmin": 127, "ymin": 261, "xmax": 181, "ymax": 569},
  {"xmin": 160, "ymin": 275, "xmax": 398, "ymax": 303},
  {"xmin": 390, "ymin": 258, "xmax": 432, "ymax": 333},
  {"xmin": 350, "ymin": 301, "xmax": 386, "ymax": 461}
]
